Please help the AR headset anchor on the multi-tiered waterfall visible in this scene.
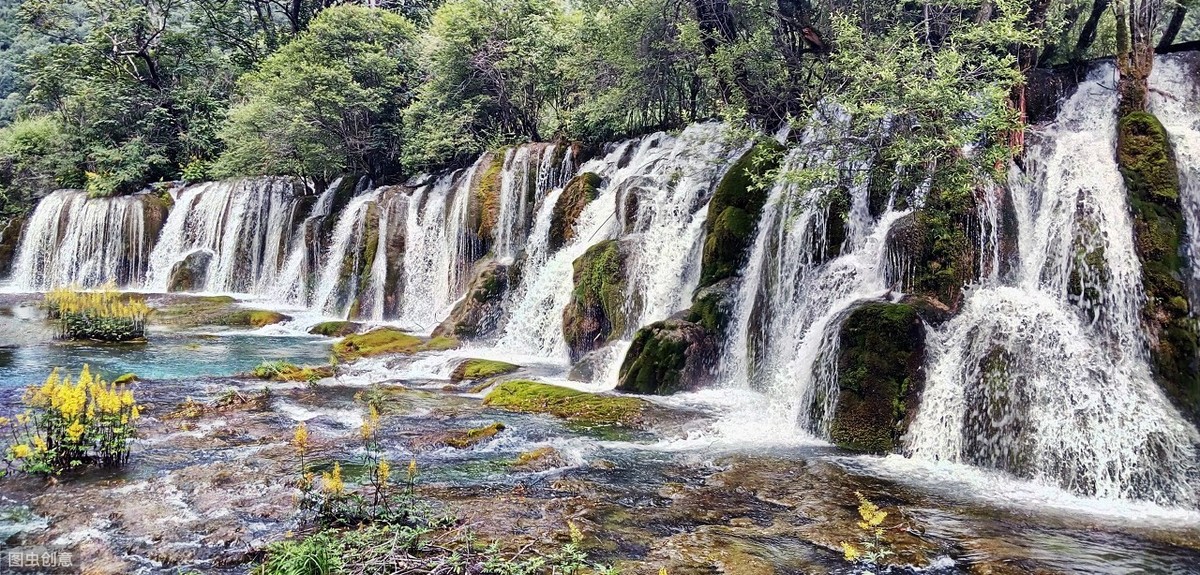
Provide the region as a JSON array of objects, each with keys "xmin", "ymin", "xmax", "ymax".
[{"xmin": 3, "ymin": 57, "xmax": 1198, "ymax": 508}]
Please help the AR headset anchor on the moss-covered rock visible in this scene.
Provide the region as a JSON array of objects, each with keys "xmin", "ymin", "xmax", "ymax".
[
  {"xmin": 471, "ymin": 151, "xmax": 506, "ymax": 252},
  {"xmin": 247, "ymin": 361, "xmax": 334, "ymax": 383},
  {"xmin": 451, "ymin": 359, "xmax": 520, "ymax": 382},
  {"xmin": 483, "ymin": 381, "xmax": 646, "ymax": 426},
  {"xmin": 166, "ymin": 250, "xmax": 213, "ymax": 292},
  {"xmin": 698, "ymin": 140, "xmax": 784, "ymax": 289},
  {"xmin": 221, "ymin": 309, "xmax": 290, "ymax": 328},
  {"xmin": 112, "ymin": 373, "xmax": 138, "ymax": 385},
  {"xmin": 309, "ymin": 321, "xmax": 362, "ymax": 337},
  {"xmin": 333, "ymin": 327, "xmax": 422, "ymax": 360},
  {"xmin": 433, "ymin": 260, "xmax": 513, "ymax": 339},
  {"xmin": 1116, "ymin": 111, "xmax": 1198, "ymax": 423},
  {"xmin": 562, "ymin": 240, "xmax": 628, "ymax": 361},
  {"xmin": 414, "ymin": 422, "xmax": 507, "ymax": 451},
  {"xmin": 616, "ymin": 319, "xmax": 718, "ymax": 396},
  {"xmin": 886, "ymin": 183, "xmax": 980, "ymax": 316},
  {"xmin": 830, "ymin": 303, "xmax": 925, "ymax": 453},
  {"xmin": 333, "ymin": 327, "xmax": 457, "ymax": 361},
  {"xmin": 549, "ymin": 172, "xmax": 602, "ymax": 252},
  {"xmin": 510, "ymin": 446, "xmax": 567, "ymax": 471}
]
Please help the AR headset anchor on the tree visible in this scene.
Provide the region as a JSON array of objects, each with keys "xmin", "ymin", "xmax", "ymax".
[
  {"xmin": 401, "ymin": 0, "xmax": 571, "ymax": 171},
  {"xmin": 214, "ymin": 4, "xmax": 420, "ymax": 186}
]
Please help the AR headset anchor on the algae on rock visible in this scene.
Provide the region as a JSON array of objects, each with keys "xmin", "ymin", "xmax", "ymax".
[{"xmin": 830, "ymin": 303, "xmax": 925, "ymax": 453}]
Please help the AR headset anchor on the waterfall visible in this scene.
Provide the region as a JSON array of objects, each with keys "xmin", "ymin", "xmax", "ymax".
[
  {"xmin": 496, "ymin": 124, "xmax": 742, "ymax": 360},
  {"xmin": 10, "ymin": 189, "xmax": 163, "ymax": 289},
  {"xmin": 146, "ymin": 178, "xmax": 307, "ymax": 294},
  {"xmin": 721, "ymin": 108, "xmax": 908, "ymax": 438},
  {"xmin": 1151, "ymin": 54, "xmax": 1200, "ymax": 306},
  {"xmin": 393, "ymin": 164, "xmax": 478, "ymax": 331},
  {"xmin": 493, "ymin": 143, "xmax": 574, "ymax": 264},
  {"xmin": 905, "ymin": 65, "xmax": 1199, "ymax": 506},
  {"xmin": 311, "ymin": 190, "xmax": 383, "ymax": 318}
]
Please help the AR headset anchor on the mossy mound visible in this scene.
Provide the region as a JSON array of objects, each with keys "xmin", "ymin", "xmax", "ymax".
[
  {"xmin": 562, "ymin": 240, "xmax": 628, "ymax": 361},
  {"xmin": 483, "ymin": 381, "xmax": 646, "ymax": 426},
  {"xmin": 445, "ymin": 422, "xmax": 506, "ymax": 449},
  {"xmin": 151, "ymin": 296, "xmax": 291, "ymax": 329},
  {"xmin": 247, "ymin": 361, "xmax": 334, "ymax": 383},
  {"xmin": 333, "ymin": 327, "xmax": 459, "ymax": 361},
  {"xmin": 830, "ymin": 303, "xmax": 925, "ymax": 453},
  {"xmin": 1116, "ymin": 111, "xmax": 1198, "ymax": 422},
  {"xmin": 309, "ymin": 321, "xmax": 363, "ymax": 337},
  {"xmin": 433, "ymin": 261, "xmax": 512, "ymax": 339},
  {"xmin": 616, "ymin": 319, "xmax": 717, "ymax": 395},
  {"xmin": 549, "ymin": 172, "xmax": 602, "ymax": 252},
  {"xmin": 221, "ymin": 309, "xmax": 290, "ymax": 328},
  {"xmin": 451, "ymin": 359, "xmax": 520, "ymax": 382},
  {"xmin": 698, "ymin": 140, "xmax": 784, "ymax": 289},
  {"xmin": 112, "ymin": 373, "xmax": 138, "ymax": 385}
]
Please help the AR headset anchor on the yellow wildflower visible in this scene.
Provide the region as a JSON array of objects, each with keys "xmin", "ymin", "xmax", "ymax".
[
  {"xmin": 377, "ymin": 459, "xmax": 390, "ymax": 485},
  {"xmin": 407, "ymin": 458, "xmax": 418, "ymax": 480},
  {"xmin": 10, "ymin": 444, "xmax": 31, "ymax": 459},
  {"xmin": 0, "ymin": 416, "xmax": 9, "ymax": 427},
  {"xmin": 841, "ymin": 541, "xmax": 861, "ymax": 562},
  {"xmin": 292, "ymin": 422, "xmax": 309, "ymax": 451},
  {"xmin": 32, "ymin": 435, "xmax": 47, "ymax": 453},
  {"xmin": 322, "ymin": 463, "xmax": 344, "ymax": 495},
  {"xmin": 65, "ymin": 420, "xmax": 86, "ymax": 442},
  {"xmin": 361, "ymin": 405, "xmax": 380, "ymax": 441}
]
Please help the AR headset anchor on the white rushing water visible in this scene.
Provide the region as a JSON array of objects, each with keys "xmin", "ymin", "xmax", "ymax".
[
  {"xmin": 1151, "ymin": 54, "xmax": 1200, "ymax": 306},
  {"xmin": 496, "ymin": 123, "xmax": 743, "ymax": 362},
  {"xmin": 10, "ymin": 189, "xmax": 160, "ymax": 289},
  {"xmin": 720, "ymin": 108, "xmax": 909, "ymax": 440},
  {"xmin": 147, "ymin": 178, "xmax": 305, "ymax": 294},
  {"xmin": 906, "ymin": 64, "xmax": 1199, "ymax": 506}
]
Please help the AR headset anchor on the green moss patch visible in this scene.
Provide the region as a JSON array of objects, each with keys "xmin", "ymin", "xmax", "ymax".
[
  {"xmin": 333, "ymin": 328, "xmax": 459, "ymax": 361},
  {"xmin": 830, "ymin": 303, "xmax": 925, "ymax": 453},
  {"xmin": 444, "ymin": 422, "xmax": 506, "ymax": 449},
  {"xmin": 451, "ymin": 359, "xmax": 520, "ymax": 382},
  {"xmin": 1117, "ymin": 111, "xmax": 1198, "ymax": 422},
  {"xmin": 616, "ymin": 319, "xmax": 717, "ymax": 395},
  {"xmin": 309, "ymin": 321, "xmax": 362, "ymax": 337},
  {"xmin": 699, "ymin": 140, "xmax": 784, "ymax": 289},
  {"xmin": 474, "ymin": 151, "xmax": 506, "ymax": 243},
  {"xmin": 221, "ymin": 309, "xmax": 290, "ymax": 328},
  {"xmin": 483, "ymin": 381, "xmax": 646, "ymax": 426},
  {"xmin": 562, "ymin": 240, "xmax": 627, "ymax": 361},
  {"xmin": 247, "ymin": 360, "xmax": 334, "ymax": 383}
]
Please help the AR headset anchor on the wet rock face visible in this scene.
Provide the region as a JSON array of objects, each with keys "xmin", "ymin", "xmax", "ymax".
[
  {"xmin": 166, "ymin": 250, "xmax": 213, "ymax": 292},
  {"xmin": 0, "ymin": 216, "xmax": 25, "ymax": 277},
  {"xmin": 549, "ymin": 172, "xmax": 601, "ymax": 252},
  {"xmin": 562, "ymin": 240, "xmax": 627, "ymax": 361},
  {"xmin": 1116, "ymin": 111, "xmax": 1198, "ymax": 424},
  {"xmin": 433, "ymin": 260, "xmax": 512, "ymax": 339},
  {"xmin": 698, "ymin": 140, "xmax": 784, "ymax": 289},
  {"xmin": 830, "ymin": 302, "xmax": 925, "ymax": 453},
  {"xmin": 616, "ymin": 319, "xmax": 718, "ymax": 396}
]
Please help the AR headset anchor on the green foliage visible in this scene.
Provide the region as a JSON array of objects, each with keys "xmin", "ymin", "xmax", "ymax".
[
  {"xmin": 216, "ymin": 5, "xmax": 419, "ymax": 182},
  {"xmin": 402, "ymin": 0, "xmax": 572, "ymax": 170},
  {"xmin": 0, "ymin": 115, "xmax": 72, "ymax": 215}
]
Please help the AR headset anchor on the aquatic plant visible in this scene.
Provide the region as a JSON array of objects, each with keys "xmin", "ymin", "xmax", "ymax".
[
  {"xmin": 2, "ymin": 365, "xmax": 140, "ymax": 474},
  {"xmin": 840, "ymin": 491, "xmax": 896, "ymax": 565},
  {"xmin": 44, "ymin": 285, "xmax": 150, "ymax": 342}
]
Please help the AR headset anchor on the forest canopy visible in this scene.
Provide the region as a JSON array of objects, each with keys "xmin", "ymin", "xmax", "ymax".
[{"xmin": 0, "ymin": 0, "xmax": 1196, "ymax": 215}]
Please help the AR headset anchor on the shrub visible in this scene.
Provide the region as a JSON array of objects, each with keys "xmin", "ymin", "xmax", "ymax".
[
  {"xmin": 45, "ymin": 285, "xmax": 150, "ymax": 342},
  {"xmin": 2, "ymin": 366, "xmax": 141, "ymax": 474}
]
